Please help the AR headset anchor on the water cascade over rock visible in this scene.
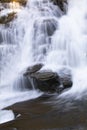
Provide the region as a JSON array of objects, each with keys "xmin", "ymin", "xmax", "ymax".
[{"xmin": 0, "ymin": 0, "xmax": 87, "ymax": 113}]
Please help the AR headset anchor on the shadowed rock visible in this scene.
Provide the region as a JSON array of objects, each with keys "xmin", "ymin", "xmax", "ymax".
[
  {"xmin": 0, "ymin": 12, "xmax": 16, "ymax": 24},
  {"xmin": 31, "ymin": 71, "xmax": 62, "ymax": 93}
]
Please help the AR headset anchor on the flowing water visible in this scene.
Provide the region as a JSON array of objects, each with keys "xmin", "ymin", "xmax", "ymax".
[{"xmin": 0, "ymin": 0, "xmax": 87, "ymax": 125}]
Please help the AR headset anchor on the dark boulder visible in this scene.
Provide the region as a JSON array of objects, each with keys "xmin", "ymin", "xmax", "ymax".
[
  {"xmin": 24, "ymin": 64, "xmax": 63, "ymax": 93},
  {"xmin": 31, "ymin": 71, "xmax": 62, "ymax": 93},
  {"xmin": 23, "ymin": 64, "xmax": 72, "ymax": 93}
]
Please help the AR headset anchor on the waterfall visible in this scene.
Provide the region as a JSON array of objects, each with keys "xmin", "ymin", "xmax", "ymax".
[
  {"xmin": 57, "ymin": 0, "xmax": 87, "ymax": 97},
  {"xmin": 0, "ymin": 0, "xmax": 87, "ymax": 111}
]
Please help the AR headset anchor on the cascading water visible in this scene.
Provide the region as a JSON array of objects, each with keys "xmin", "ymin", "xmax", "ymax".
[
  {"xmin": 0, "ymin": 0, "xmax": 87, "ymax": 121},
  {"xmin": 57, "ymin": 0, "xmax": 87, "ymax": 97},
  {"xmin": 0, "ymin": 0, "xmax": 63, "ymax": 111}
]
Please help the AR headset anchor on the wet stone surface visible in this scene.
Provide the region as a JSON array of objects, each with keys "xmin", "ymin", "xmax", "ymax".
[{"xmin": 1, "ymin": 95, "xmax": 87, "ymax": 130}]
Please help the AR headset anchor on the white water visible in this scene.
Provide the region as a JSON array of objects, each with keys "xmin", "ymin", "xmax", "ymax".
[
  {"xmin": 0, "ymin": 110, "xmax": 15, "ymax": 124},
  {"xmin": 0, "ymin": 0, "xmax": 87, "ymax": 123}
]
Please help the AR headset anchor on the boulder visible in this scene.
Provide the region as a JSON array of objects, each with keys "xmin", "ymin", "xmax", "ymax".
[
  {"xmin": 31, "ymin": 71, "xmax": 62, "ymax": 93},
  {"xmin": 23, "ymin": 64, "xmax": 72, "ymax": 93}
]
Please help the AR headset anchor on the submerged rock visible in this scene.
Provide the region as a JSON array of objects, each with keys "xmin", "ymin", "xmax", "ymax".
[{"xmin": 41, "ymin": 19, "xmax": 58, "ymax": 36}]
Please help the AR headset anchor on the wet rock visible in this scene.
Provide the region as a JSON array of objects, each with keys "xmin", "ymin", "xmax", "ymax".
[
  {"xmin": 31, "ymin": 70, "xmax": 62, "ymax": 93},
  {"xmin": 51, "ymin": 0, "xmax": 68, "ymax": 13},
  {"xmin": 24, "ymin": 64, "xmax": 63, "ymax": 93},
  {"xmin": 42, "ymin": 19, "xmax": 58, "ymax": 36},
  {"xmin": 34, "ymin": 18, "xmax": 57, "ymax": 37},
  {"xmin": 33, "ymin": 18, "xmax": 58, "ymax": 60},
  {"xmin": 24, "ymin": 63, "xmax": 44, "ymax": 76},
  {"xmin": 24, "ymin": 64, "xmax": 72, "ymax": 93},
  {"xmin": 0, "ymin": 12, "xmax": 16, "ymax": 24},
  {"xmin": 58, "ymin": 68, "xmax": 73, "ymax": 89}
]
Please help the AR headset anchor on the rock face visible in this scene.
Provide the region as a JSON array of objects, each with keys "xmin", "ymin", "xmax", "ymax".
[{"xmin": 24, "ymin": 64, "xmax": 72, "ymax": 93}]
